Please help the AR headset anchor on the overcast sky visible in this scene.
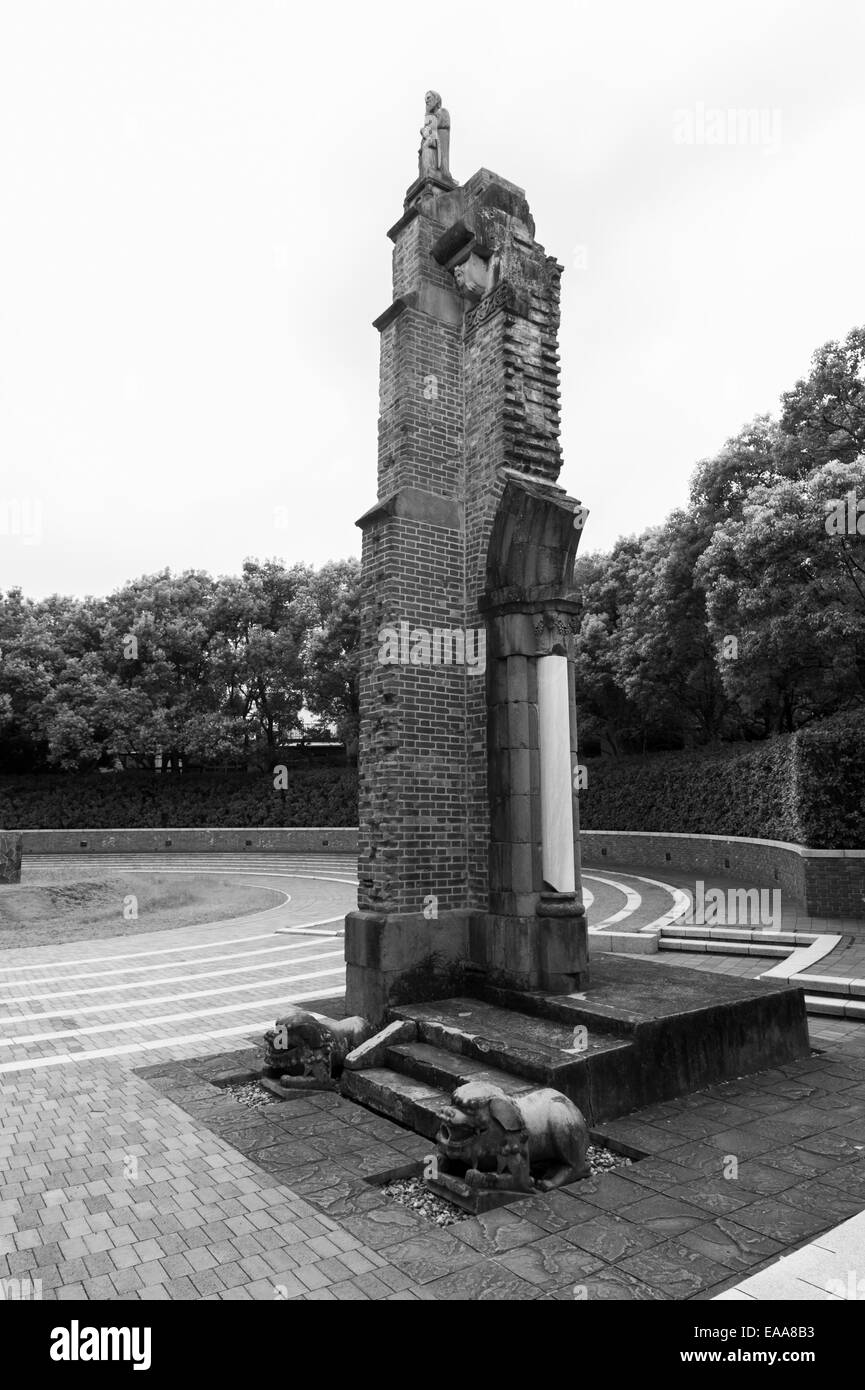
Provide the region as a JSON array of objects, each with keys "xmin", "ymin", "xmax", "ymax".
[{"xmin": 2, "ymin": 0, "xmax": 864, "ymax": 599}]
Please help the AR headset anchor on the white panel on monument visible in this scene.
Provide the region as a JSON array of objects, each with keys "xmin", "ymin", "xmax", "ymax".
[{"xmin": 537, "ymin": 654, "xmax": 576, "ymax": 893}]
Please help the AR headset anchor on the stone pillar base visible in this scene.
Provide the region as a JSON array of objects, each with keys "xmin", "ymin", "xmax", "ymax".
[
  {"xmin": 470, "ymin": 896, "xmax": 588, "ymax": 995},
  {"xmin": 345, "ymin": 909, "xmax": 476, "ymax": 1027}
]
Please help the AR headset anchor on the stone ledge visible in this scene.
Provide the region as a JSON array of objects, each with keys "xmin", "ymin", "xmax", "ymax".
[
  {"xmin": 19, "ymin": 826, "xmax": 359, "ymax": 855},
  {"xmin": 584, "ymin": 829, "xmax": 865, "ymax": 859},
  {"xmin": 355, "ymin": 485, "xmax": 461, "ymax": 532}
]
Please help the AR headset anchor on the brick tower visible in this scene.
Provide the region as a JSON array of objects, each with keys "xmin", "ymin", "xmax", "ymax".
[{"xmin": 346, "ymin": 98, "xmax": 589, "ymax": 1024}]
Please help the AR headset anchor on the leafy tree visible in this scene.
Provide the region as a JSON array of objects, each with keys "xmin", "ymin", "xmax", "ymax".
[
  {"xmin": 696, "ymin": 457, "xmax": 865, "ymax": 732},
  {"xmin": 303, "ymin": 560, "xmax": 360, "ymax": 755},
  {"xmin": 781, "ymin": 326, "xmax": 865, "ymax": 472},
  {"xmin": 690, "ymin": 417, "xmax": 785, "ymax": 523},
  {"xmin": 0, "ymin": 560, "xmax": 363, "ymax": 772}
]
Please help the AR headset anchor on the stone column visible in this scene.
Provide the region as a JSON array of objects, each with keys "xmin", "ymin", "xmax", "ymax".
[
  {"xmin": 537, "ymin": 653, "xmax": 576, "ymax": 894},
  {"xmin": 480, "ymin": 586, "xmax": 587, "ymax": 997}
]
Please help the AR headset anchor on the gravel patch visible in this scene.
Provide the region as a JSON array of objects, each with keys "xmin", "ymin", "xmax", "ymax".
[
  {"xmin": 225, "ymin": 1080, "xmax": 278, "ymax": 1111},
  {"xmin": 587, "ymin": 1143, "xmax": 631, "ymax": 1176},
  {"xmin": 380, "ymin": 1176, "xmax": 468, "ymax": 1226}
]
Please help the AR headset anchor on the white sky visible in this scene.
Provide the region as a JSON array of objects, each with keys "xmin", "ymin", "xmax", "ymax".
[{"xmin": 2, "ymin": 0, "xmax": 864, "ymax": 599}]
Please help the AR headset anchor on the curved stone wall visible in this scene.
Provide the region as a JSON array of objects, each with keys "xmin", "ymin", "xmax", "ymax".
[
  {"xmin": 581, "ymin": 830, "xmax": 865, "ymax": 921},
  {"xmin": 13, "ymin": 825, "xmax": 863, "ymax": 920}
]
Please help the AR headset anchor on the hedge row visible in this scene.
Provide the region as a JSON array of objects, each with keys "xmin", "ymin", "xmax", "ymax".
[
  {"xmin": 580, "ymin": 712, "xmax": 865, "ymax": 849},
  {"xmin": 2, "ymin": 716, "xmax": 861, "ymax": 848},
  {"xmin": 0, "ymin": 769, "xmax": 359, "ymax": 829},
  {"xmin": 792, "ymin": 711, "xmax": 865, "ymax": 847}
]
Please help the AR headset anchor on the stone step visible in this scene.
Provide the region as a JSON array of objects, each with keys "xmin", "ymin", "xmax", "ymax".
[
  {"xmin": 659, "ymin": 925, "xmax": 813, "ymax": 946},
  {"xmin": 385, "ymin": 1041, "xmax": 538, "ymax": 1098},
  {"xmin": 659, "ymin": 938, "xmax": 789, "ymax": 958},
  {"xmin": 389, "ymin": 996, "xmax": 633, "ymax": 1100},
  {"xmin": 803, "ymin": 994, "xmax": 865, "ymax": 1021},
  {"xmin": 798, "ymin": 973, "xmax": 865, "ymax": 998},
  {"xmin": 340, "ymin": 1066, "xmax": 449, "ymax": 1141}
]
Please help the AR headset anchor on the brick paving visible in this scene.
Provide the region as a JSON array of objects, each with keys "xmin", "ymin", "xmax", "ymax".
[
  {"xmin": 2, "ymin": 852, "xmax": 864, "ymax": 1301},
  {"xmin": 0, "ymin": 855, "xmax": 355, "ymax": 1076},
  {"xmin": 0, "ymin": 855, "xmax": 377, "ymax": 1300}
]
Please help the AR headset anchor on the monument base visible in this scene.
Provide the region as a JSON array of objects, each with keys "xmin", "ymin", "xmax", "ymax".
[
  {"xmin": 341, "ymin": 954, "xmax": 810, "ymax": 1137},
  {"xmin": 470, "ymin": 900, "xmax": 588, "ymax": 998}
]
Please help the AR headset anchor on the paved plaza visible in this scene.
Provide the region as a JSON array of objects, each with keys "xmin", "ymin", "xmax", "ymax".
[{"xmin": 1, "ymin": 853, "xmax": 864, "ymax": 1300}]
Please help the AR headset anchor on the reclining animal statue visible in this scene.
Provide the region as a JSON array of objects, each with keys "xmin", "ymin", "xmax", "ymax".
[
  {"xmin": 433, "ymin": 1081, "xmax": 590, "ymax": 1194},
  {"xmin": 262, "ymin": 1007, "xmax": 373, "ymax": 1091}
]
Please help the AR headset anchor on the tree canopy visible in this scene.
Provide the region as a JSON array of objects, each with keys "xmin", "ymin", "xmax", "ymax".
[
  {"xmin": 0, "ymin": 558, "xmax": 359, "ymax": 771},
  {"xmin": 574, "ymin": 325, "xmax": 865, "ymax": 751}
]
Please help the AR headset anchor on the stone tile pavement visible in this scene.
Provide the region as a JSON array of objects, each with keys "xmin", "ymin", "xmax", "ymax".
[{"xmin": 147, "ymin": 1011, "xmax": 865, "ymax": 1302}]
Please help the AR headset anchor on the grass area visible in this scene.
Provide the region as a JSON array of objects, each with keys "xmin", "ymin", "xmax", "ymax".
[{"xmin": 0, "ymin": 873, "xmax": 285, "ymax": 950}]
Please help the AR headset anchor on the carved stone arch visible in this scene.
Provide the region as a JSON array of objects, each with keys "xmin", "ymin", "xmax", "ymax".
[{"xmin": 484, "ymin": 471, "xmax": 582, "ymax": 605}]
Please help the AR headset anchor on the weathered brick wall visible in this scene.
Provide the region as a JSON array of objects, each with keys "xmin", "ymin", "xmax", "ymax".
[
  {"xmin": 803, "ymin": 856, "xmax": 865, "ymax": 920},
  {"xmin": 377, "ymin": 308, "xmax": 462, "ymax": 500},
  {"xmin": 460, "ymin": 203, "xmax": 568, "ymax": 908},
  {"xmin": 502, "ymin": 273, "xmax": 563, "ymax": 480},
  {"xmin": 356, "ymin": 513, "xmax": 468, "ymax": 914},
  {"xmin": 464, "ymin": 304, "xmax": 506, "ymax": 906},
  {"xmin": 357, "ymin": 202, "xmax": 468, "ymax": 912}
]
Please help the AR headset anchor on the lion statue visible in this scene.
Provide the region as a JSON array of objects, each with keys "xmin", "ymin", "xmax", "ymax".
[
  {"xmin": 262, "ymin": 1007, "xmax": 373, "ymax": 1091},
  {"xmin": 434, "ymin": 1081, "xmax": 590, "ymax": 1193}
]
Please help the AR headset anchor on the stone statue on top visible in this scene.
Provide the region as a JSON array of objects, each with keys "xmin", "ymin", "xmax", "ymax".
[{"xmin": 419, "ymin": 90, "xmax": 451, "ymax": 181}]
